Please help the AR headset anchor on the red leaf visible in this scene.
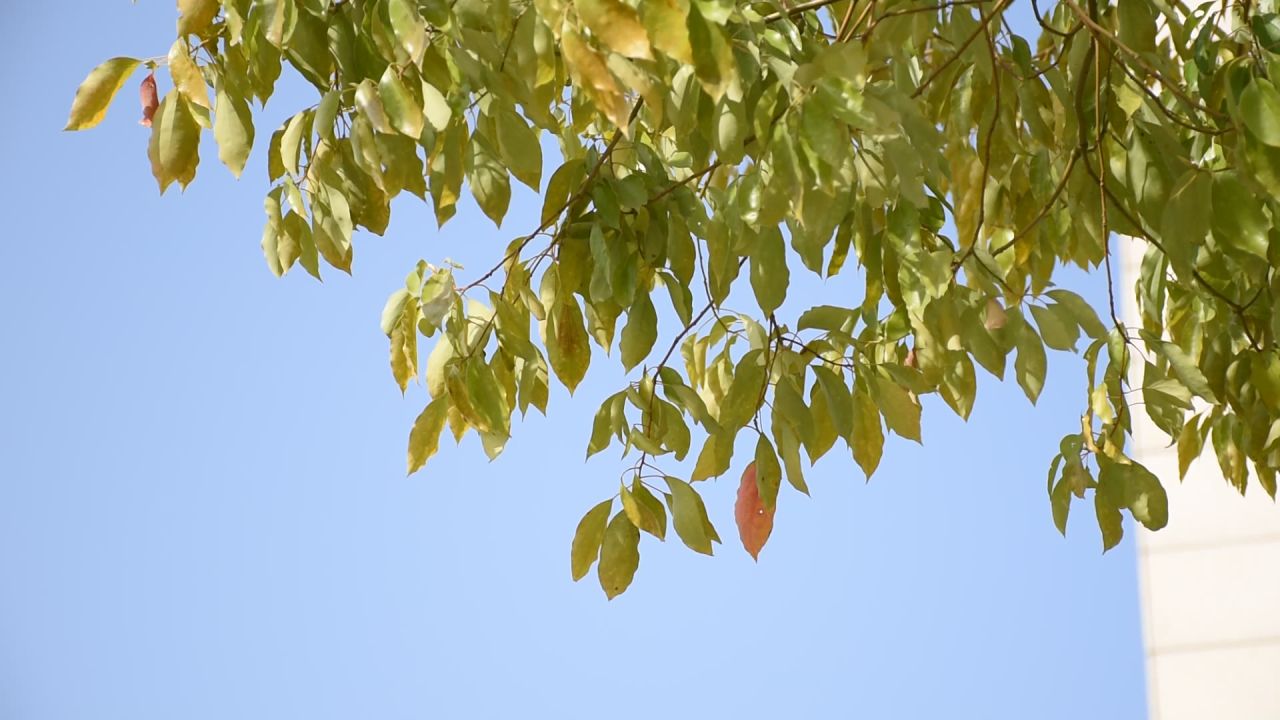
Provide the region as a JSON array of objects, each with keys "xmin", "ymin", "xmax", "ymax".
[
  {"xmin": 734, "ymin": 461, "xmax": 775, "ymax": 561},
  {"xmin": 139, "ymin": 72, "xmax": 158, "ymax": 127}
]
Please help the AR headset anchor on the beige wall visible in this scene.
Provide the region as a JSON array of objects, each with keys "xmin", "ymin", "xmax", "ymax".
[{"xmin": 1120, "ymin": 238, "xmax": 1280, "ymax": 720}]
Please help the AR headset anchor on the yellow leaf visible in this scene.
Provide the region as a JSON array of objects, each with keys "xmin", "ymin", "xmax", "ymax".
[
  {"xmin": 167, "ymin": 40, "xmax": 210, "ymax": 109},
  {"xmin": 642, "ymin": 0, "xmax": 692, "ymax": 64},
  {"xmin": 576, "ymin": 0, "xmax": 652, "ymax": 59},
  {"xmin": 177, "ymin": 0, "xmax": 220, "ymax": 36},
  {"xmin": 560, "ymin": 23, "xmax": 630, "ymax": 129},
  {"xmin": 65, "ymin": 57, "xmax": 141, "ymax": 131},
  {"xmin": 147, "ymin": 92, "xmax": 201, "ymax": 193}
]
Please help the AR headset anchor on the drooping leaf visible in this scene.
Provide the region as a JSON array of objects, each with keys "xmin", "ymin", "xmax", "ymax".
[
  {"xmin": 147, "ymin": 91, "xmax": 201, "ymax": 193},
  {"xmin": 406, "ymin": 398, "xmax": 449, "ymax": 474},
  {"xmin": 598, "ymin": 511, "xmax": 640, "ymax": 599},
  {"xmin": 665, "ymin": 476, "xmax": 716, "ymax": 555},
  {"xmin": 734, "ymin": 461, "xmax": 775, "ymax": 561},
  {"xmin": 570, "ymin": 499, "xmax": 613, "ymax": 581},
  {"xmin": 576, "ymin": 0, "xmax": 653, "ymax": 59}
]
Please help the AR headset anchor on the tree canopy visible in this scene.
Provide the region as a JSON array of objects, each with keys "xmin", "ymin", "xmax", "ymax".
[{"xmin": 68, "ymin": 0, "xmax": 1280, "ymax": 597}]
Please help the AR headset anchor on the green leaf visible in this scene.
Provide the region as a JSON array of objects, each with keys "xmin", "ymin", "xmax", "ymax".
[
  {"xmin": 1177, "ymin": 415, "xmax": 1202, "ymax": 479},
  {"xmin": 1251, "ymin": 352, "xmax": 1280, "ymax": 411},
  {"xmin": 620, "ymin": 293, "xmax": 658, "ymax": 371},
  {"xmin": 775, "ymin": 423, "xmax": 809, "ymax": 495},
  {"xmin": 214, "ymin": 80, "xmax": 255, "ymax": 178},
  {"xmin": 1240, "ymin": 77, "xmax": 1280, "ymax": 147},
  {"xmin": 750, "ymin": 227, "xmax": 789, "ymax": 314},
  {"xmin": 1050, "ymin": 472, "xmax": 1073, "ymax": 536},
  {"xmin": 1046, "ymin": 290, "xmax": 1108, "ymax": 339},
  {"xmin": 379, "ymin": 66, "xmax": 425, "ymax": 140},
  {"xmin": 420, "ymin": 79, "xmax": 452, "ymax": 132},
  {"xmin": 665, "ymin": 476, "xmax": 716, "ymax": 555},
  {"xmin": 1030, "ymin": 303, "xmax": 1079, "ymax": 352},
  {"xmin": 570, "ymin": 499, "xmax": 613, "ymax": 581},
  {"xmin": 598, "ymin": 511, "xmax": 641, "ymax": 599},
  {"xmin": 621, "ymin": 481, "xmax": 667, "ymax": 540},
  {"xmin": 548, "ymin": 299, "xmax": 591, "ymax": 393},
  {"xmin": 407, "ymin": 398, "xmax": 449, "ymax": 474},
  {"xmin": 1014, "ymin": 316, "xmax": 1047, "ymax": 404},
  {"xmin": 1117, "ymin": 0, "xmax": 1158, "ymax": 53},
  {"xmin": 717, "ymin": 353, "xmax": 766, "ymax": 431},
  {"xmin": 691, "ymin": 430, "xmax": 734, "ymax": 480},
  {"xmin": 495, "ymin": 106, "xmax": 543, "ymax": 191},
  {"xmin": 355, "ymin": 78, "xmax": 394, "ymax": 134},
  {"xmin": 468, "ymin": 142, "xmax": 511, "ymax": 227},
  {"xmin": 1146, "ymin": 334, "xmax": 1219, "ymax": 403},
  {"xmin": 587, "ymin": 391, "xmax": 625, "ymax": 458},
  {"xmin": 850, "ymin": 384, "xmax": 883, "ymax": 478},
  {"xmin": 466, "ymin": 359, "xmax": 511, "ymax": 439},
  {"xmin": 812, "ymin": 366, "xmax": 853, "ymax": 441},
  {"xmin": 388, "ymin": 0, "xmax": 428, "ymax": 63},
  {"xmin": 870, "ymin": 373, "xmax": 921, "ymax": 443},
  {"xmin": 754, "ymin": 435, "xmax": 782, "ymax": 510},
  {"xmin": 1094, "ymin": 486, "xmax": 1124, "ymax": 552},
  {"xmin": 66, "ymin": 57, "xmax": 140, "ymax": 130},
  {"xmin": 543, "ymin": 159, "xmax": 585, "ymax": 225},
  {"xmin": 147, "ymin": 92, "xmax": 201, "ymax": 193}
]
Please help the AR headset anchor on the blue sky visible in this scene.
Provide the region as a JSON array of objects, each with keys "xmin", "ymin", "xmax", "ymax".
[{"xmin": 1, "ymin": 3, "xmax": 1147, "ymax": 718}]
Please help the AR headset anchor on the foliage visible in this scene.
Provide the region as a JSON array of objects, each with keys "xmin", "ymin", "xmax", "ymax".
[{"xmin": 68, "ymin": 0, "xmax": 1280, "ymax": 596}]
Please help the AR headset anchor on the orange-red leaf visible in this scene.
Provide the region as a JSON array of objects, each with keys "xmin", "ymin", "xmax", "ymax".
[
  {"xmin": 735, "ymin": 461, "xmax": 774, "ymax": 561},
  {"xmin": 139, "ymin": 72, "xmax": 158, "ymax": 127}
]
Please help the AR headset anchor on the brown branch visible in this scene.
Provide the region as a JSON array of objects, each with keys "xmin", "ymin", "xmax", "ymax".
[
  {"xmin": 911, "ymin": 0, "xmax": 1010, "ymax": 99},
  {"xmin": 992, "ymin": 149, "xmax": 1079, "ymax": 256},
  {"xmin": 1060, "ymin": 0, "xmax": 1225, "ymax": 119}
]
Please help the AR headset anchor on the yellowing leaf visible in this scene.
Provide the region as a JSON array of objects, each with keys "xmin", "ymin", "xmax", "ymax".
[
  {"xmin": 379, "ymin": 66, "xmax": 424, "ymax": 140},
  {"xmin": 168, "ymin": 40, "xmax": 210, "ymax": 109},
  {"xmin": 420, "ymin": 79, "xmax": 452, "ymax": 132},
  {"xmin": 571, "ymin": 499, "xmax": 613, "ymax": 581},
  {"xmin": 177, "ymin": 0, "xmax": 220, "ymax": 36},
  {"xmin": 388, "ymin": 0, "xmax": 428, "ymax": 64},
  {"xmin": 561, "ymin": 23, "xmax": 630, "ymax": 129},
  {"xmin": 598, "ymin": 511, "xmax": 640, "ymax": 599},
  {"xmin": 147, "ymin": 91, "xmax": 201, "ymax": 193},
  {"xmin": 65, "ymin": 57, "xmax": 141, "ymax": 130},
  {"xmin": 548, "ymin": 298, "xmax": 591, "ymax": 392},
  {"xmin": 390, "ymin": 297, "xmax": 420, "ymax": 393},
  {"xmin": 577, "ymin": 0, "xmax": 652, "ymax": 59},
  {"xmin": 621, "ymin": 480, "xmax": 667, "ymax": 540},
  {"xmin": 214, "ymin": 81, "xmax": 255, "ymax": 178},
  {"xmin": 643, "ymin": 0, "xmax": 693, "ymax": 64},
  {"xmin": 407, "ymin": 398, "xmax": 449, "ymax": 474}
]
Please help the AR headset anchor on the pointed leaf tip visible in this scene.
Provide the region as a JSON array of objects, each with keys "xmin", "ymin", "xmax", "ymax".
[{"xmin": 735, "ymin": 462, "xmax": 775, "ymax": 561}]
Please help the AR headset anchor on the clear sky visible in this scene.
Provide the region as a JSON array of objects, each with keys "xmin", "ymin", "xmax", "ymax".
[{"xmin": 0, "ymin": 3, "xmax": 1147, "ymax": 719}]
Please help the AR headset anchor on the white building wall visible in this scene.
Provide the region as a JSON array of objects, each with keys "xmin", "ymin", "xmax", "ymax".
[{"xmin": 1120, "ymin": 238, "xmax": 1280, "ymax": 720}]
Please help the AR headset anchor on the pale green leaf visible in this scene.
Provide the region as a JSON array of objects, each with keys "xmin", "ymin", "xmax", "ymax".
[
  {"xmin": 570, "ymin": 499, "xmax": 613, "ymax": 581},
  {"xmin": 665, "ymin": 476, "xmax": 715, "ymax": 555}
]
